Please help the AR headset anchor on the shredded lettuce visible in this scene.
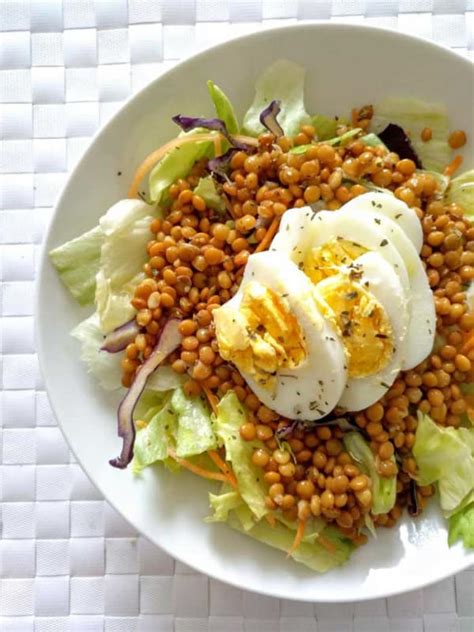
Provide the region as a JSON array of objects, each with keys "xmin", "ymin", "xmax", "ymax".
[
  {"xmin": 71, "ymin": 313, "xmax": 122, "ymax": 391},
  {"xmin": 49, "ymin": 199, "xmax": 154, "ymax": 323},
  {"xmin": 445, "ymin": 169, "xmax": 474, "ymax": 220},
  {"xmin": 227, "ymin": 513, "xmax": 354, "ymax": 573},
  {"xmin": 326, "ymin": 128, "xmax": 362, "ymax": 146},
  {"xmin": 95, "ymin": 272, "xmax": 143, "ymax": 336},
  {"xmin": 207, "ymin": 80, "xmax": 239, "ymax": 134},
  {"xmin": 146, "ymin": 365, "xmax": 184, "ymax": 392},
  {"xmin": 215, "ymin": 392, "xmax": 269, "ymax": 520},
  {"xmin": 242, "ymin": 59, "xmax": 311, "ymax": 138},
  {"xmin": 131, "ymin": 388, "xmax": 217, "ymax": 473},
  {"xmin": 371, "ymin": 97, "xmax": 451, "ymax": 172},
  {"xmin": 288, "ymin": 144, "xmax": 315, "ymax": 155},
  {"xmin": 290, "ymin": 128, "xmax": 362, "ymax": 155},
  {"xmin": 193, "ymin": 176, "xmax": 225, "ymax": 212},
  {"xmin": 343, "ymin": 432, "xmax": 396, "ymax": 515},
  {"xmin": 49, "ymin": 225, "xmax": 103, "ymax": 306},
  {"xmin": 171, "ymin": 388, "xmax": 216, "ymax": 458},
  {"xmin": 311, "ymin": 114, "xmax": 338, "ymax": 141},
  {"xmin": 449, "ymin": 502, "xmax": 474, "ymax": 549},
  {"xmin": 95, "ymin": 199, "xmax": 154, "ymax": 334},
  {"xmin": 133, "ymin": 389, "xmax": 170, "ymax": 423},
  {"xmin": 149, "ymin": 133, "xmax": 214, "ymax": 204},
  {"xmin": 413, "ymin": 413, "xmax": 474, "ymax": 514},
  {"xmin": 206, "ymin": 484, "xmax": 256, "ymax": 531},
  {"xmin": 206, "ymin": 489, "xmax": 242, "ymax": 523},
  {"xmin": 132, "ymin": 402, "xmax": 175, "ymax": 473},
  {"xmin": 360, "ymin": 133, "xmax": 387, "ymax": 149}
]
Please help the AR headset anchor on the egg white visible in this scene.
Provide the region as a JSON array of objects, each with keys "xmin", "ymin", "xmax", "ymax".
[
  {"xmin": 343, "ymin": 192, "xmax": 423, "ymax": 253},
  {"xmin": 325, "ymin": 251, "xmax": 410, "ymax": 411},
  {"xmin": 272, "ymin": 207, "xmax": 411, "ymax": 298},
  {"xmin": 336, "ymin": 207, "xmax": 436, "ymax": 370},
  {"xmin": 213, "ymin": 252, "xmax": 347, "ymax": 420}
]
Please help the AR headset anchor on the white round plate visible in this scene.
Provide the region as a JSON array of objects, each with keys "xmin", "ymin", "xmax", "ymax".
[{"xmin": 37, "ymin": 23, "xmax": 474, "ymax": 602}]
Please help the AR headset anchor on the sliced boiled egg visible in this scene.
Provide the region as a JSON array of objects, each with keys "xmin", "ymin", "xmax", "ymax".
[
  {"xmin": 212, "ymin": 251, "xmax": 347, "ymax": 420},
  {"xmin": 335, "ymin": 207, "xmax": 435, "ymax": 370},
  {"xmin": 271, "ymin": 207, "xmax": 411, "ymax": 297},
  {"xmin": 343, "ymin": 192, "xmax": 423, "ymax": 253},
  {"xmin": 317, "ymin": 251, "xmax": 409, "ymax": 411}
]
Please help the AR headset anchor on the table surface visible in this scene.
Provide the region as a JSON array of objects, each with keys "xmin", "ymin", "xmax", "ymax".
[{"xmin": 1, "ymin": 1, "xmax": 473, "ymax": 630}]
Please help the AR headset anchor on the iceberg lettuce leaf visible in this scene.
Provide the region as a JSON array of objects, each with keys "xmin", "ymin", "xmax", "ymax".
[
  {"xmin": 215, "ymin": 391, "xmax": 269, "ymax": 520},
  {"xmin": 149, "ymin": 135, "xmax": 214, "ymax": 204},
  {"xmin": 311, "ymin": 114, "xmax": 338, "ymax": 141},
  {"xmin": 448, "ymin": 501, "xmax": 474, "ymax": 549},
  {"xmin": 131, "ymin": 388, "xmax": 217, "ymax": 472},
  {"xmin": 49, "ymin": 225, "xmax": 103, "ymax": 306},
  {"xmin": 343, "ymin": 432, "xmax": 396, "ymax": 515},
  {"xmin": 242, "ymin": 60, "xmax": 311, "ymax": 138},
  {"xmin": 133, "ymin": 389, "xmax": 170, "ymax": 423},
  {"xmin": 445, "ymin": 169, "xmax": 474, "ymax": 221},
  {"xmin": 227, "ymin": 513, "xmax": 354, "ymax": 573},
  {"xmin": 371, "ymin": 97, "xmax": 451, "ymax": 172},
  {"xmin": 193, "ymin": 176, "xmax": 225, "ymax": 212},
  {"xmin": 71, "ymin": 312, "xmax": 122, "ymax": 391},
  {"xmin": 413, "ymin": 413, "xmax": 474, "ymax": 514},
  {"xmin": 360, "ymin": 132, "xmax": 387, "ymax": 149},
  {"xmin": 207, "ymin": 80, "xmax": 239, "ymax": 134},
  {"xmin": 95, "ymin": 199, "xmax": 154, "ymax": 333},
  {"xmin": 206, "ymin": 490, "xmax": 242, "ymax": 523},
  {"xmin": 146, "ymin": 365, "xmax": 184, "ymax": 392},
  {"xmin": 170, "ymin": 388, "xmax": 217, "ymax": 458},
  {"xmin": 132, "ymin": 404, "xmax": 176, "ymax": 474}
]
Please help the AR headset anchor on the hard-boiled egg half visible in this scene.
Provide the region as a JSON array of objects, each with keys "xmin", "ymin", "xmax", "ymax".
[
  {"xmin": 213, "ymin": 252, "xmax": 347, "ymax": 420},
  {"xmin": 213, "ymin": 192, "xmax": 435, "ymax": 418}
]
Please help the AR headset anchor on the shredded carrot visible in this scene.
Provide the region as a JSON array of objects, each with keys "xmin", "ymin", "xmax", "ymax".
[
  {"xmin": 255, "ymin": 216, "xmax": 280, "ymax": 253},
  {"xmin": 351, "ymin": 108, "xmax": 359, "ymax": 128},
  {"xmin": 127, "ymin": 132, "xmax": 225, "ymax": 199},
  {"xmin": 444, "ymin": 154, "xmax": 463, "ymax": 177},
  {"xmin": 208, "ymin": 450, "xmax": 238, "ymax": 489},
  {"xmin": 265, "ymin": 513, "xmax": 276, "ymax": 528},
  {"xmin": 201, "ymin": 387, "xmax": 239, "ymax": 487},
  {"xmin": 202, "ymin": 385, "xmax": 219, "ymax": 416},
  {"xmin": 232, "ymin": 134, "xmax": 259, "ymax": 148},
  {"xmin": 213, "ymin": 134, "xmax": 222, "ymax": 157},
  {"xmin": 317, "ymin": 534, "xmax": 337, "ymax": 554},
  {"xmin": 222, "ymin": 192, "xmax": 239, "ymax": 220},
  {"xmin": 168, "ymin": 448, "xmax": 229, "ymax": 483},
  {"xmin": 287, "ymin": 519, "xmax": 306, "ymax": 557},
  {"xmin": 127, "ymin": 132, "xmax": 259, "ymax": 199}
]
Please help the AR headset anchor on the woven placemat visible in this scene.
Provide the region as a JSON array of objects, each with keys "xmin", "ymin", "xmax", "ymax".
[{"xmin": 1, "ymin": 1, "xmax": 473, "ymax": 630}]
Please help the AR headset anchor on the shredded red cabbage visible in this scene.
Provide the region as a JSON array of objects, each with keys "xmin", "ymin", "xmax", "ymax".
[
  {"xmin": 407, "ymin": 479, "xmax": 420, "ymax": 516},
  {"xmin": 172, "ymin": 114, "xmax": 251, "ymax": 151},
  {"xmin": 275, "ymin": 417, "xmax": 360, "ymax": 446},
  {"xmin": 109, "ymin": 319, "xmax": 182, "ymax": 469},
  {"xmin": 207, "ymin": 147, "xmax": 239, "ymax": 180},
  {"xmin": 101, "ymin": 319, "xmax": 141, "ymax": 353},
  {"xmin": 259, "ymin": 100, "xmax": 283, "ymax": 137},
  {"xmin": 275, "ymin": 419, "xmax": 298, "ymax": 440},
  {"xmin": 378, "ymin": 123, "xmax": 422, "ymax": 168}
]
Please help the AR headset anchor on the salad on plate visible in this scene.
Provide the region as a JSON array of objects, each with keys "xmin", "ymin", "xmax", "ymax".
[{"xmin": 50, "ymin": 60, "xmax": 474, "ymax": 572}]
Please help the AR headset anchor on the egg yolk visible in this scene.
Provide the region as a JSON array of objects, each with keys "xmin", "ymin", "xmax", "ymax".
[
  {"xmin": 316, "ymin": 275, "xmax": 394, "ymax": 378},
  {"xmin": 304, "ymin": 238, "xmax": 367, "ymax": 284},
  {"xmin": 213, "ymin": 281, "xmax": 306, "ymax": 390}
]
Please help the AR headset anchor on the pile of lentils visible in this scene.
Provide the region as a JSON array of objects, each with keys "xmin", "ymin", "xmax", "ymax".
[{"xmin": 122, "ymin": 113, "xmax": 472, "ymax": 542}]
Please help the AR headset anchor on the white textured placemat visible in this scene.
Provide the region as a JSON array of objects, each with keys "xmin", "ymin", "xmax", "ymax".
[{"xmin": 1, "ymin": 1, "xmax": 473, "ymax": 630}]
